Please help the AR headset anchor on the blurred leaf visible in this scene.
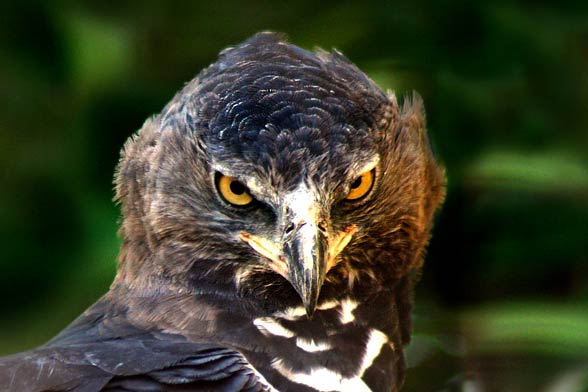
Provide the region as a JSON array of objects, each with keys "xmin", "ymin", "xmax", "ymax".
[
  {"xmin": 462, "ymin": 302, "xmax": 588, "ymax": 357},
  {"xmin": 464, "ymin": 150, "xmax": 588, "ymax": 197},
  {"xmin": 60, "ymin": 10, "xmax": 132, "ymax": 93}
]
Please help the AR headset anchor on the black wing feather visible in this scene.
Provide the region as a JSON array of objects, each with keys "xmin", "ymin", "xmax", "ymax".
[{"xmin": 0, "ymin": 334, "xmax": 272, "ymax": 392}]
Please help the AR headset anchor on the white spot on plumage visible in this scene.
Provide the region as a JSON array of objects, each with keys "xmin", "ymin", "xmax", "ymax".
[
  {"xmin": 270, "ymin": 328, "xmax": 389, "ymax": 391},
  {"xmin": 295, "ymin": 338, "xmax": 332, "ymax": 352},
  {"xmin": 254, "ymin": 317, "xmax": 295, "ymax": 338},
  {"xmin": 358, "ymin": 329, "xmax": 389, "ymax": 376},
  {"xmin": 338, "ymin": 298, "xmax": 358, "ymax": 324},
  {"xmin": 274, "ymin": 300, "xmax": 337, "ymax": 320},
  {"xmin": 272, "ymin": 359, "xmax": 372, "ymax": 392},
  {"xmin": 271, "ymin": 306, "xmax": 305, "ymax": 320},
  {"xmin": 317, "ymin": 300, "xmax": 338, "ymax": 310}
]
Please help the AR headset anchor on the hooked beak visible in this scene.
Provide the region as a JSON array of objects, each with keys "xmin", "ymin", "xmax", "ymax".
[
  {"xmin": 282, "ymin": 220, "xmax": 328, "ymax": 317},
  {"xmin": 239, "ymin": 188, "xmax": 358, "ymax": 318}
]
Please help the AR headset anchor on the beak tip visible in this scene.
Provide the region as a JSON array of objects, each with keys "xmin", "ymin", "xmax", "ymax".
[
  {"xmin": 283, "ymin": 220, "xmax": 328, "ymax": 319},
  {"xmin": 304, "ymin": 299, "xmax": 318, "ymax": 318}
]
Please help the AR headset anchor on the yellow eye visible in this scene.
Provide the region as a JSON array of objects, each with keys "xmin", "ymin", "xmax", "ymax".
[
  {"xmin": 345, "ymin": 169, "xmax": 375, "ymax": 200},
  {"xmin": 216, "ymin": 174, "xmax": 254, "ymax": 206}
]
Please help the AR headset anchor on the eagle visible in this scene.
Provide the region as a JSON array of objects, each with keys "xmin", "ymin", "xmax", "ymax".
[{"xmin": 0, "ymin": 32, "xmax": 445, "ymax": 392}]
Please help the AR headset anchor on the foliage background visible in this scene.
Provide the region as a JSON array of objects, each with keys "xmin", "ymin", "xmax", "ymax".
[{"xmin": 1, "ymin": 1, "xmax": 587, "ymax": 390}]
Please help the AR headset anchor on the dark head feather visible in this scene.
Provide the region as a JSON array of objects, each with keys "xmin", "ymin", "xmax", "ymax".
[{"xmin": 114, "ymin": 31, "xmax": 445, "ymax": 313}]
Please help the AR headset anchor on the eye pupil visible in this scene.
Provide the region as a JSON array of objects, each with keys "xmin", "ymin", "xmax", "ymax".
[
  {"xmin": 351, "ymin": 177, "xmax": 362, "ymax": 189},
  {"xmin": 230, "ymin": 181, "xmax": 246, "ymax": 195}
]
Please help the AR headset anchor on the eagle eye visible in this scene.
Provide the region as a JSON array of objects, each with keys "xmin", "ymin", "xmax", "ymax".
[
  {"xmin": 345, "ymin": 169, "xmax": 375, "ymax": 201},
  {"xmin": 216, "ymin": 174, "xmax": 254, "ymax": 206}
]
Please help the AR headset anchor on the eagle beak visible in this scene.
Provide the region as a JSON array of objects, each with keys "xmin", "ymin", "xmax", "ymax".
[
  {"xmin": 282, "ymin": 220, "xmax": 328, "ymax": 317},
  {"xmin": 239, "ymin": 188, "xmax": 358, "ymax": 317}
]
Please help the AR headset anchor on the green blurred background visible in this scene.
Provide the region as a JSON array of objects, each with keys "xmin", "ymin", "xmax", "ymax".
[{"xmin": 1, "ymin": 1, "xmax": 587, "ymax": 390}]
